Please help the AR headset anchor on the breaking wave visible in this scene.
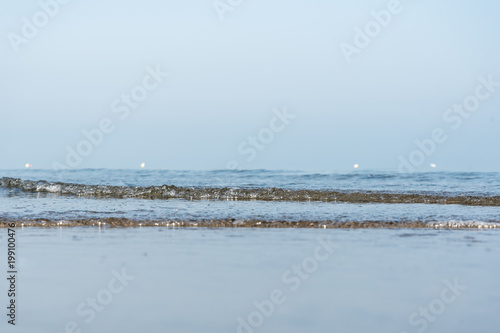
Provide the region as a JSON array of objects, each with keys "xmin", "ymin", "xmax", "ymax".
[{"xmin": 2, "ymin": 177, "xmax": 500, "ymax": 206}]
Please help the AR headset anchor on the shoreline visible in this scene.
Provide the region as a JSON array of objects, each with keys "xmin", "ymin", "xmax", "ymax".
[
  {"xmin": 1, "ymin": 218, "xmax": 498, "ymax": 229},
  {"xmin": 6, "ymin": 217, "xmax": 499, "ymax": 332}
]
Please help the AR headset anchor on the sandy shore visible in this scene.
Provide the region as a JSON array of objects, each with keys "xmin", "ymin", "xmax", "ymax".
[{"xmin": 2, "ymin": 227, "xmax": 499, "ymax": 333}]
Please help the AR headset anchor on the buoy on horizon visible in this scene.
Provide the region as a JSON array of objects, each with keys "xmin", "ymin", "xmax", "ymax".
[
  {"xmin": 430, "ymin": 163, "xmax": 437, "ymax": 168},
  {"xmin": 25, "ymin": 163, "xmax": 33, "ymax": 168},
  {"xmin": 353, "ymin": 164, "xmax": 359, "ymax": 169},
  {"xmin": 140, "ymin": 163, "xmax": 146, "ymax": 169}
]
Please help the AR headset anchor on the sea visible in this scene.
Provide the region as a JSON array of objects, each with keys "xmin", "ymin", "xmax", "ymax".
[
  {"xmin": 0, "ymin": 169, "xmax": 500, "ymax": 227},
  {"xmin": 0, "ymin": 169, "xmax": 499, "ymax": 333}
]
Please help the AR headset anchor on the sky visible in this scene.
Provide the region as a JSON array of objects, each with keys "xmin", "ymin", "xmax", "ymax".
[{"xmin": 1, "ymin": 0, "xmax": 499, "ymax": 171}]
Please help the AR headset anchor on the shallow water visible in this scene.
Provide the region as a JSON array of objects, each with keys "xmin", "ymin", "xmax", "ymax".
[{"xmin": 1, "ymin": 169, "xmax": 500, "ymax": 227}]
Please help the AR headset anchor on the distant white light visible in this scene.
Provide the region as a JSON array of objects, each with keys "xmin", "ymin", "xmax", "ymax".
[
  {"xmin": 353, "ymin": 164, "xmax": 359, "ymax": 169},
  {"xmin": 430, "ymin": 163, "xmax": 437, "ymax": 168},
  {"xmin": 25, "ymin": 163, "xmax": 33, "ymax": 168},
  {"xmin": 140, "ymin": 163, "xmax": 146, "ymax": 168}
]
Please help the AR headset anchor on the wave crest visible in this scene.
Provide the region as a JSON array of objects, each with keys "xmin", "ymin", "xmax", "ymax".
[{"xmin": 1, "ymin": 177, "xmax": 500, "ymax": 206}]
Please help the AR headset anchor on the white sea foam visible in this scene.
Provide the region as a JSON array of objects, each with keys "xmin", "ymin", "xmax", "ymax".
[{"xmin": 430, "ymin": 220, "xmax": 498, "ymax": 229}]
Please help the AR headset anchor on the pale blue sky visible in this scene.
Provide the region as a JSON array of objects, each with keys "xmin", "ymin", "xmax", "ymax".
[{"xmin": 1, "ymin": 0, "xmax": 499, "ymax": 171}]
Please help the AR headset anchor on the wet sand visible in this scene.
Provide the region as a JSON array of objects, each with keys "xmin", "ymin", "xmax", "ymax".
[{"xmin": 1, "ymin": 227, "xmax": 499, "ymax": 333}]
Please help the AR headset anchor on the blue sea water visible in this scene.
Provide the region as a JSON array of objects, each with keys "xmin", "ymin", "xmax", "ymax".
[
  {"xmin": 2, "ymin": 169, "xmax": 500, "ymax": 193},
  {"xmin": 1, "ymin": 169, "xmax": 499, "ymax": 225}
]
